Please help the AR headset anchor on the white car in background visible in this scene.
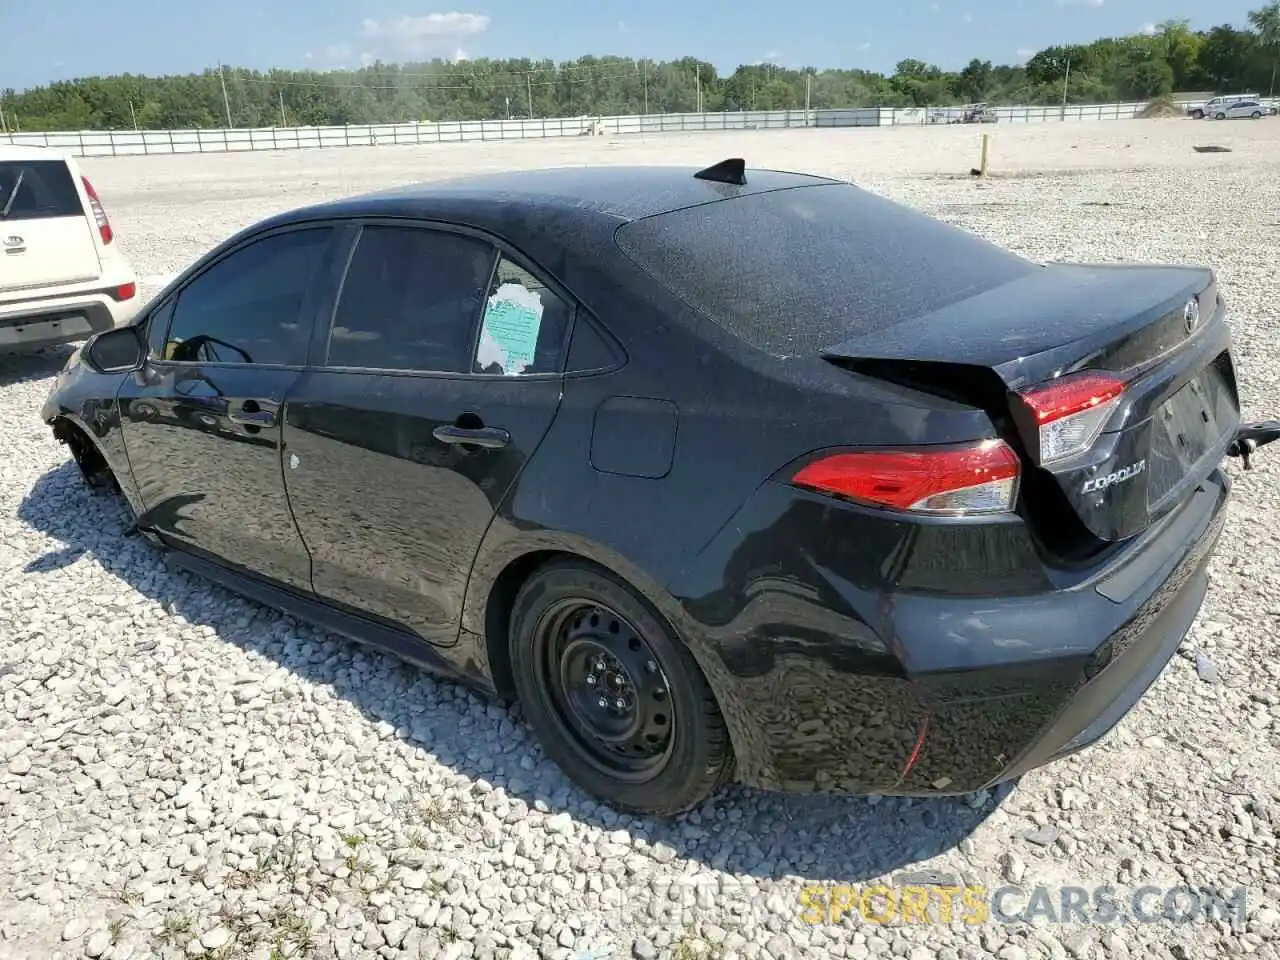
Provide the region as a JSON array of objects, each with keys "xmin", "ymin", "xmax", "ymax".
[
  {"xmin": 1189, "ymin": 93, "xmax": 1260, "ymax": 119},
  {"xmin": 0, "ymin": 146, "xmax": 138, "ymax": 354},
  {"xmin": 1205, "ymin": 99, "xmax": 1269, "ymax": 120}
]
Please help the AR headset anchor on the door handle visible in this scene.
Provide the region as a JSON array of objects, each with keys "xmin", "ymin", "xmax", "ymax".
[
  {"xmin": 229, "ymin": 408, "xmax": 275, "ymax": 427},
  {"xmin": 432, "ymin": 424, "xmax": 510, "ymax": 449}
]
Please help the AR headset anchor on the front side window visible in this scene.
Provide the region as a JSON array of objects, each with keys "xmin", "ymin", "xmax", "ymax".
[
  {"xmin": 145, "ymin": 299, "xmax": 174, "ymax": 360},
  {"xmin": 162, "ymin": 227, "xmax": 332, "ymax": 365},
  {"xmin": 473, "ymin": 256, "xmax": 571, "ymax": 376},
  {"xmin": 327, "ymin": 225, "xmax": 496, "ymax": 373}
]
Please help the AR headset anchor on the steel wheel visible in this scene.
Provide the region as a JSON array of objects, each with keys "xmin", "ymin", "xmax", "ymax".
[
  {"xmin": 509, "ymin": 560, "xmax": 734, "ymax": 815},
  {"xmin": 534, "ymin": 599, "xmax": 675, "ymax": 781}
]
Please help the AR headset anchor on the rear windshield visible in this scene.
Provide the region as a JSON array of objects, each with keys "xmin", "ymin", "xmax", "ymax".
[
  {"xmin": 614, "ymin": 182, "xmax": 1033, "ymax": 357},
  {"xmin": 0, "ymin": 160, "xmax": 84, "ymax": 221}
]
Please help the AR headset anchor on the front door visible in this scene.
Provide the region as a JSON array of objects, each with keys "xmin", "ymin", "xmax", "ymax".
[
  {"xmin": 117, "ymin": 225, "xmax": 339, "ymax": 590},
  {"xmin": 282, "ymin": 223, "xmax": 571, "ymax": 645}
]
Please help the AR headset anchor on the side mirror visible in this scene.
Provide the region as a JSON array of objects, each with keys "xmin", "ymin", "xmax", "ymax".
[{"xmin": 84, "ymin": 325, "xmax": 146, "ymax": 374}]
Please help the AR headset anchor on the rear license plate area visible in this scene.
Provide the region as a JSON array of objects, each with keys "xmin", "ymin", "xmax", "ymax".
[{"xmin": 1147, "ymin": 359, "xmax": 1238, "ymax": 507}]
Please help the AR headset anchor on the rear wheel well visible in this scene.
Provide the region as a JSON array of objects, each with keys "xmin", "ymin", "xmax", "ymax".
[
  {"xmin": 483, "ymin": 550, "xmax": 682, "ymax": 702},
  {"xmin": 52, "ymin": 417, "xmax": 116, "ymax": 490},
  {"xmin": 484, "ymin": 550, "xmax": 576, "ymax": 700}
]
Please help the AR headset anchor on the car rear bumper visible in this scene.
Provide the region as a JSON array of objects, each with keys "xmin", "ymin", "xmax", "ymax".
[
  {"xmin": 672, "ymin": 467, "xmax": 1230, "ymax": 796},
  {"xmin": 0, "ymin": 287, "xmax": 138, "ymax": 352}
]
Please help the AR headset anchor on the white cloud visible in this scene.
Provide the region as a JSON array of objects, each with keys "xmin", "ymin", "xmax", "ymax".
[
  {"xmin": 929, "ymin": 1, "xmax": 940, "ymax": 9},
  {"xmin": 1016, "ymin": 47, "xmax": 1036, "ymax": 59},
  {"xmin": 963, "ymin": 12, "xmax": 972, "ymax": 22},
  {"xmin": 304, "ymin": 51, "xmax": 314, "ymax": 60},
  {"xmin": 617, "ymin": 20, "xmax": 630, "ymax": 33},
  {"xmin": 325, "ymin": 44, "xmax": 351, "ymax": 59},
  {"xmin": 360, "ymin": 13, "xmax": 490, "ymax": 53},
  {"xmin": 857, "ymin": 41, "xmax": 872, "ymax": 51},
  {"xmin": 360, "ymin": 52, "xmax": 377, "ymax": 66},
  {"xmin": 452, "ymin": 48, "xmax": 470, "ymax": 62},
  {"xmin": 1139, "ymin": 22, "xmax": 1157, "ymax": 34}
]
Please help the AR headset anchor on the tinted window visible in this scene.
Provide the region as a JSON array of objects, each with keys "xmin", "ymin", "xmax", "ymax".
[
  {"xmin": 473, "ymin": 256, "xmax": 571, "ymax": 375},
  {"xmin": 328, "ymin": 225, "xmax": 495, "ymax": 373},
  {"xmin": 0, "ymin": 160, "xmax": 83, "ymax": 221},
  {"xmin": 614, "ymin": 183, "xmax": 1033, "ymax": 357},
  {"xmin": 145, "ymin": 299, "xmax": 174, "ymax": 360},
  {"xmin": 163, "ymin": 228, "xmax": 331, "ymax": 365},
  {"xmin": 566, "ymin": 317, "xmax": 618, "ymax": 372}
]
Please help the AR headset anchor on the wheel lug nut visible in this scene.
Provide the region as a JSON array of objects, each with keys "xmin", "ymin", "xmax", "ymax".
[
  {"xmin": 615, "ymin": 698, "xmax": 626, "ymax": 709},
  {"xmin": 585, "ymin": 675, "xmax": 596, "ymax": 686},
  {"xmin": 597, "ymin": 696, "xmax": 608, "ymax": 709}
]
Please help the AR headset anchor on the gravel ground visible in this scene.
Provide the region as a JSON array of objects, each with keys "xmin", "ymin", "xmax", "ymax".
[{"xmin": 3, "ymin": 118, "xmax": 1280, "ymax": 960}]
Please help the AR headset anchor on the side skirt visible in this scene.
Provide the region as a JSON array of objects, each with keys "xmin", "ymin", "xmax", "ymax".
[{"xmin": 163, "ymin": 548, "xmax": 486, "ymax": 693}]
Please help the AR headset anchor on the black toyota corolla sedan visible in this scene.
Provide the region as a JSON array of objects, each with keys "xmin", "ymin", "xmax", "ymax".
[{"xmin": 42, "ymin": 160, "xmax": 1278, "ymax": 816}]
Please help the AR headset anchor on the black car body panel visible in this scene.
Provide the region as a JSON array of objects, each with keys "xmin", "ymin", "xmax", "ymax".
[{"xmin": 39, "ymin": 164, "xmax": 1263, "ymax": 804}]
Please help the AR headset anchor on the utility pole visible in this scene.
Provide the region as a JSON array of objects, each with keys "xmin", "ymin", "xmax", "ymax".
[
  {"xmin": 279, "ymin": 90, "xmax": 287, "ymax": 126},
  {"xmin": 695, "ymin": 64, "xmax": 701, "ymax": 113},
  {"xmin": 642, "ymin": 59, "xmax": 648, "ymax": 115},
  {"xmin": 527, "ymin": 75, "xmax": 534, "ymax": 119},
  {"xmin": 1062, "ymin": 57, "xmax": 1071, "ymax": 108},
  {"xmin": 129, "ymin": 99, "xmax": 139, "ymax": 130},
  {"xmin": 1, "ymin": 100, "xmax": 8, "ymax": 134},
  {"xmin": 218, "ymin": 63, "xmax": 233, "ymax": 127},
  {"xmin": 805, "ymin": 73, "xmax": 812, "ymax": 122},
  {"xmin": 505, "ymin": 96, "xmax": 511, "ymax": 120}
]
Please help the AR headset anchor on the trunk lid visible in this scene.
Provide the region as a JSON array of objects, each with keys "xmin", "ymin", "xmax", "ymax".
[
  {"xmin": 0, "ymin": 159, "xmax": 103, "ymax": 298},
  {"xmin": 822, "ymin": 263, "xmax": 1240, "ymax": 546}
]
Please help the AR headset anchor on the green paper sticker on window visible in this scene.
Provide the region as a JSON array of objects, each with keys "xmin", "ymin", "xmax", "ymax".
[{"xmin": 478, "ymin": 282, "xmax": 544, "ymax": 374}]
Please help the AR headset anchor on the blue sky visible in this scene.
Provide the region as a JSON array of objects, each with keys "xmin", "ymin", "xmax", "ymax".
[{"xmin": 0, "ymin": 0, "xmax": 1264, "ymax": 91}]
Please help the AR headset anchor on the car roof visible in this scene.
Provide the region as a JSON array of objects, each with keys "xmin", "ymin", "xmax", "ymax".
[
  {"xmin": 297, "ymin": 164, "xmax": 844, "ymax": 225},
  {"xmin": 0, "ymin": 144, "xmax": 70, "ymax": 163}
]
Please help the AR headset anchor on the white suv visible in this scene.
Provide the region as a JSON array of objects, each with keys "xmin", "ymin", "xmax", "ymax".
[
  {"xmin": 0, "ymin": 146, "xmax": 138, "ymax": 353},
  {"xmin": 1189, "ymin": 94, "xmax": 1259, "ymax": 119}
]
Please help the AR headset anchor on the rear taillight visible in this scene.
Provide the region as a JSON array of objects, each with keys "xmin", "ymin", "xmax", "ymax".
[
  {"xmin": 81, "ymin": 177, "xmax": 113, "ymax": 245},
  {"xmin": 109, "ymin": 282, "xmax": 136, "ymax": 301},
  {"xmin": 791, "ymin": 439, "xmax": 1021, "ymax": 517},
  {"xmin": 1015, "ymin": 372, "xmax": 1126, "ymax": 464}
]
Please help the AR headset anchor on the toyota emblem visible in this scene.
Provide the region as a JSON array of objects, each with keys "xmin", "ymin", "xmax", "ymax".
[{"xmin": 1183, "ymin": 298, "xmax": 1200, "ymax": 335}]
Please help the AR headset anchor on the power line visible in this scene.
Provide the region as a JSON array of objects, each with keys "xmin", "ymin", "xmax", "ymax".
[
  {"xmin": 231, "ymin": 71, "xmax": 641, "ymax": 92},
  {"xmin": 230, "ymin": 59, "xmax": 655, "ymax": 85}
]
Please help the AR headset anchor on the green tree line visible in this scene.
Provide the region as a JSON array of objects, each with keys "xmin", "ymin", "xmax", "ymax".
[{"xmin": 3, "ymin": 4, "xmax": 1278, "ymax": 132}]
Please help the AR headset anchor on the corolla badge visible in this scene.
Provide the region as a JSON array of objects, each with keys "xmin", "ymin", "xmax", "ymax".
[
  {"xmin": 1082, "ymin": 459, "xmax": 1146, "ymax": 494},
  {"xmin": 3, "ymin": 235, "xmax": 23, "ymax": 247},
  {"xmin": 1184, "ymin": 298, "xmax": 1200, "ymax": 334}
]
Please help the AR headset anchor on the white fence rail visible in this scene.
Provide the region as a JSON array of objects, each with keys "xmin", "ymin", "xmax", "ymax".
[{"xmin": 0, "ymin": 99, "xmax": 1245, "ymax": 158}]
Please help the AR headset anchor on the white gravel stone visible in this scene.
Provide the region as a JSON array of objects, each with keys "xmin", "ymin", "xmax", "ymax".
[{"xmin": 1, "ymin": 119, "xmax": 1278, "ymax": 958}]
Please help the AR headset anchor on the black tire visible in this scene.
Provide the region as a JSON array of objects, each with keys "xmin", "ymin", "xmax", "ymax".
[
  {"xmin": 1252, "ymin": 111, "xmax": 1262, "ymax": 119},
  {"xmin": 508, "ymin": 560, "xmax": 733, "ymax": 816},
  {"xmin": 1216, "ymin": 112, "xmax": 1227, "ymax": 120}
]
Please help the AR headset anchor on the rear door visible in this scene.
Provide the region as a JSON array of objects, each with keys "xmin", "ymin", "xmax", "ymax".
[
  {"xmin": 282, "ymin": 222, "xmax": 569, "ymax": 645},
  {"xmin": 117, "ymin": 224, "xmax": 343, "ymax": 590},
  {"xmin": 0, "ymin": 158, "xmax": 101, "ymax": 297}
]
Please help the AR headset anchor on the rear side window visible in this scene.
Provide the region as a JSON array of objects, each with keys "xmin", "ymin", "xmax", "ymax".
[
  {"xmin": 0, "ymin": 160, "xmax": 83, "ymax": 221},
  {"xmin": 327, "ymin": 225, "xmax": 495, "ymax": 373},
  {"xmin": 162, "ymin": 227, "xmax": 332, "ymax": 365},
  {"xmin": 614, "ymin": 183, "xmax": 1033, "ymax": 357},
  {"xmin": 473, "ymin": 256, "xmax": 572, "ymax": 375}
]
